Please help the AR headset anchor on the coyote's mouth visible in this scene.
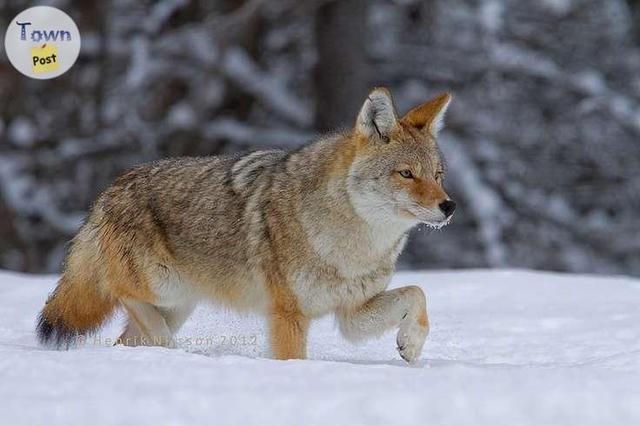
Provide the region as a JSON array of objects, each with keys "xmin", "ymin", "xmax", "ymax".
[
  {"xmin": 420, "ymin": 217, "xmax": 452, "ymax": 229},
  {"xmin": 398, "ymin": 206, "xmax": 452, "ymax": 228}
]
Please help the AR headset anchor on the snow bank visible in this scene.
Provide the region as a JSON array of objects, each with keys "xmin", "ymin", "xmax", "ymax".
[{"xmin": 1, "ymin": 269, "xmax": 639, "ymax": 426}]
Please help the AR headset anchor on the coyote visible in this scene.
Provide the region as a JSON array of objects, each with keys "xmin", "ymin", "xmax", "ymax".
[{"xmin": 37, "ymin": 88, "xmax": 455, "ymax": 362}]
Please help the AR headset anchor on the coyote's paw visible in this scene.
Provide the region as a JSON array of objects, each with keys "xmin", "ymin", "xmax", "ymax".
[{"xmin": 396, "ymin": 320, "xmax": 428, "ymax": 363}]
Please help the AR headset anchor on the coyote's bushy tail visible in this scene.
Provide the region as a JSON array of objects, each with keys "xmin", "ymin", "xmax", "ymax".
[{"xmin": 36, "ymin": 227, "xmax": 117, "ymax": 349}]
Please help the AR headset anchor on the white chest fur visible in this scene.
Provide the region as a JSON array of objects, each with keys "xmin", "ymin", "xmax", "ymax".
[
  {"xmin": 294, "ymin": 219, "xmax": 406, "ymax": 316},
  {"xmin": 294, "ymin": 183, "xmax": 411, "ymax": 316},
  {"xmin": 291, "ymin": 268, "xmax": 391, "ymax": 317}
]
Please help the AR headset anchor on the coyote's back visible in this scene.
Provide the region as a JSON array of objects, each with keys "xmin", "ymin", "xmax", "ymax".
[{"xmin": 37, "ymin": 153, "xmax": 286, "ymax": 347}]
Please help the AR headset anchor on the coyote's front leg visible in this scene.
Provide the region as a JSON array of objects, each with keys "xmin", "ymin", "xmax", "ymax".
[
  {"xmin": 269, "ymin": 306, "xmax": 309, "ymax": 360},
  {"xmin": 338, "ymin": 286, "xmax": 429, "ymax": 363},
  {"xmin": 267, "ymin": 277, "xmax": 310, "ymax": 360}
]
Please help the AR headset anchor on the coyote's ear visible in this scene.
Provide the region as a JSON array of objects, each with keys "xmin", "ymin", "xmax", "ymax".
[
  {"xmin": 401, "ymin": 92, "xmax": 452, "ymax": 137},
  {"xmin": 355, "ymin": 87, "xmax": 398, "ymax": 142}
]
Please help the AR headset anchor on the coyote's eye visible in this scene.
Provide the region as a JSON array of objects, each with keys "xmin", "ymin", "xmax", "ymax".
[
  {"xmin": 435, "ymin": 170, "xmax": 444, "ymax": 182},
  {"xmin": 399, "ymin": 169, "xmax": 414, "ymax": 179}
]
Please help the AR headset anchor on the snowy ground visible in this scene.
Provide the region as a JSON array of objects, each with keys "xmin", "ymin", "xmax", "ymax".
[{"xmin": 1, "ymin": 269, "xmax": 639, "ymax": 426}]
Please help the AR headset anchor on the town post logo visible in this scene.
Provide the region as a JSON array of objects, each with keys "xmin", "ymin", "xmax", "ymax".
[{"xmin": 4, "ymin": 6, "xmax": 81, "ymax": 79}]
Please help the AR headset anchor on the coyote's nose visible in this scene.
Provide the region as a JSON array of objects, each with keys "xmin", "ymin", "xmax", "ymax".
[{"xmin": 439, "ymin": 200, "xmax": 456, "ymax": 217}]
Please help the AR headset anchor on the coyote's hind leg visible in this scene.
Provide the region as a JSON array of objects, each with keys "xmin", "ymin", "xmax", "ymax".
[
  {"xmin": 118, "ymin": 299, "xmax": 175, "ymax": 348},
  {"xmin": 158, "ymin": 303, "xmax": 196, "ymax": 334}
]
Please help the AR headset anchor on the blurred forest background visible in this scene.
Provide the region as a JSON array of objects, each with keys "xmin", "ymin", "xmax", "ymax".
[{"xmin": 0, "ymin": 0, "xmax": 639, "ymax": 275}]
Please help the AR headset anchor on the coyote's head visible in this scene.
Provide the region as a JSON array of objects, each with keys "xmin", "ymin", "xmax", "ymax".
[{"xmin": 347, "ymin": 87, "xmax": 455, "ymax": 229}]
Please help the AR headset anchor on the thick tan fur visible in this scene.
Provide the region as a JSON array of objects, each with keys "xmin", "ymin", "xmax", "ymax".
[{"xmin": 37, "ymin": 88, "xmax": 454, "ymax": 362}]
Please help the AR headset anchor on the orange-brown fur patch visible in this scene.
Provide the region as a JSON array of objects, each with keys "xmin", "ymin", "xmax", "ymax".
[
  {"xmin": 418, "ymin": 309, "xmax": 429, "ymax": 328},
  {"xmin": 325, "ymin": 133, "xmax": 358, "ymax": 184},
  {"xmin": 41, "ymin": 273, "xmax": 116, "ymax": 332},
  {"xmin": 401, "ymin": 285, "xmax": 429, "ymax": 329},
  {"xmin": 41, "ymin": 230, "xmax": 117, "ymax": 335},
  {"xmin": 401, "ymin": 92, "xmax": 452, "ymax": 133},
  {"xmin": 407, "ymin": 178, "xmax": 448, "ymax": 207},
  {"xmin": 266, "ymin": 267, "xmax": 309, "ymax": 360},
  {"xmin": 97, "ymin": 221, "xmax": 156, "ymax": 303}
]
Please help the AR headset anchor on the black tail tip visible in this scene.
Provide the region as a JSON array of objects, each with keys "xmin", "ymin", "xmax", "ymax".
[{"xmin": 36, "ymin": 313, "xmax": 80, "ymax": 350}]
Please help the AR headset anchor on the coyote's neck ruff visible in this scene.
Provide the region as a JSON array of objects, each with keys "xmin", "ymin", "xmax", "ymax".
[{"xmin": 37, "ymin": 88, "xmax": 455, "ymax": 363}]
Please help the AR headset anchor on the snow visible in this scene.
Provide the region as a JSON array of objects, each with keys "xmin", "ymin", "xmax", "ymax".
[{"xmin": 1, "ymin": 269, "xmax": 639, "ymax": 426}]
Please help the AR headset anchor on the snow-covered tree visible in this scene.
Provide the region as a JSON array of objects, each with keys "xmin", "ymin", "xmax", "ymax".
[{"xmin": 0, "ymin": 0, "xmax": 638, "ymax": 275}]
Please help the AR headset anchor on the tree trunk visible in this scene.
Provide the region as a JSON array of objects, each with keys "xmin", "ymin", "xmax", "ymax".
[{"xmin": 314, "ymin": 0, "xmax": 370, "ymax": 131}]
